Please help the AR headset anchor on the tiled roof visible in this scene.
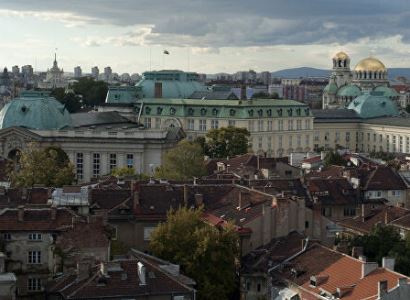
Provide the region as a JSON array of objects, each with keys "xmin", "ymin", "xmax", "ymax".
[
  {"xmin": 390, "ymin": 213, "xmax": 410, "ymax": 230},
  {"xmin": 307, "ymin": 178, "xmax": 357, "ymax": 206},
  {"xmin": 0, "ymin": 207, "xmax": 77, "ymax": 231},
  {"xmin": 364, "ymin": 166, "xmax": 406, "ymax": 191},
  {"xmin": 48, "ymin": 256, "xmax": 194, "ymax": 299},
  {"xmin": 337, "ymin": 206, "xmax": 410, "ymax": 234},
  {"xmin": 305, "ymin": 165, "xmax": 345, "ymax": 179},
  {"xmin": 278, "ymin": 243, "xmax": 409, "ymax": 300},
  {"xmin": 90, "ymin": 189, "xmax": 131, "ymax": 210}
]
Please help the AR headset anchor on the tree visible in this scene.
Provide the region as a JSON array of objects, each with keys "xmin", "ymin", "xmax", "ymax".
[
  {"xmin": 406, "ymin": 104, "xmax": 410, "ymax": 114},
  {"xmin": 9, "ymin": 144, "xmax": 75, "ymax": 187},
  {"xmin": 204, "ymin": 126, "xmax": 250, "ymax": 159},
  {"xmin": 111, "ymin": 167, "xmax": 135, "ymax": 177},
  {"xmin": 72, "ymin": 77, "xmax": 108, "ymax": 107},
  {"xmin": 150, "ymin": 207, "xmax": 239, "ymax": 300},
  {"xmin": 323, "ymin": 151, "xmax": 346, "ymax": 167},
  {"xmin": 51, "ymin": 88, "xmax": 83, "ymax": 113},
  {"xmin": 155, "ymin": 140, "xmax": 206, "ymax": 180}
]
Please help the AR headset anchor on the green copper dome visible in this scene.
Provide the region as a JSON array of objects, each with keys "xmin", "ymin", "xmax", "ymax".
[
  {"xmin": 0, "ymin": 91, "xmax": 72, "ymax": 130},
  {"xmin": 373, "ymin": 86, "xmax": 399, "ymax": 98},
  {"xmin": 337, "ymin": 84, "xmax": 362, "ymax": 97},
  {"xmin": 347, "ymin": 92, "xmax": 399, "ymax": 119},
  {"xmin": 323, "ymin": 82, "xmax": 338, "ymax": 94}
]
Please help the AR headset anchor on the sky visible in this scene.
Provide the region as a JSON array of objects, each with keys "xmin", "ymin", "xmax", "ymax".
[{"xmin": 0, "ymin": 0, "xmax": 409, "ymax": 74}]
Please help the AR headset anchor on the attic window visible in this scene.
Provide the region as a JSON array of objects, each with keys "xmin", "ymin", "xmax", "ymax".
[
  {"xmin": 230, "ymin": 109, "xmax": 236, "ymax": 116},
  {"xmin": 296, "ymin": 108, "xmax": 301, "ymax": 116},
  {"xmin": 188, "ymin": 108, "xmax": 194, "ymax": 115},
  {"xmin": 157, "ymin": 107, "xmax": 163, "ymax": 114},
  {"xmin": 170, "ymin": 107, "xmax": 176, "ymax": 115},
  {"xmin": 277, "ymin": 109, "xmax": 283, "ymax": 116},
  {"xmin": 305, "ymin": 108, "xmax": 310, "ymax": 115},
  {"xmin": 212, "ymin": 108, "xmax": 218, "ymax": 115},
  {"xmin": 145, "ymin": 107, "xmax": 151, "ymax": 114},
  {"xmin": 200, "ymin": 108, "xmax": 207, "ymax": 116},
  {"xmin": 267, "ymin": 109, "xmax": 272, "ymax": 117},
  {"xmin": 257, "ymin": 109, "xmax": 263, "ymax": 117},
  {"xmin": 248, "ymin": 109, "xmax": 254, "ymax": 116},
  {"xmin": 288, "ymin": 109, "xmax": 293, "ymax": 116}
]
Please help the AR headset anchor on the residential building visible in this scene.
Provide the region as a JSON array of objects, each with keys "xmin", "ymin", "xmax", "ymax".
[
  {"xmin": 103, "ymin": 66, "xmax": 112, "ymax": 82},
  {"xmin": 0, "ymin": 252, "xmax": 16, "ymax": 300},
  {"xmin": 91, "ymin": 66, "xmax": 99, "ymax": 79},
  {"xmin": 73, "ymin": 66, "xmax": 82, "ymax": 78}
]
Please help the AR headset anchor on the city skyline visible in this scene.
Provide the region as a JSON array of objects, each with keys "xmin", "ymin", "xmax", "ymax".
[{"xmin": 0, "ymin": 0, "xmax": 409, "ymax": 74}]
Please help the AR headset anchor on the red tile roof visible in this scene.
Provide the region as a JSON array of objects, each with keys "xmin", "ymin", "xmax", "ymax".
[
  {"xmin": 279, "ymin": 243, "xmax": 409, "ymax": 300},
  {"xmin": 364, "ymin": 166, "xmax": 406, "ymax": 191},
  {"xmin": 307, "ymin": 177, "xmax": 357, "ymax": 206}
]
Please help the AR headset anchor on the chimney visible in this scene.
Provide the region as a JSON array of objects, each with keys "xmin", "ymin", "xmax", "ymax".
[
  {"xmin": 378, "ymin": 280, "xmax": 388, "ymax": 298},
  {"xmin": 351, "ymin": 246, "xmax": 363, "ymax": 258},
  {"xmin": 194, "ymin": 193, "xmax": 203, "ymax": 207},
  {"xmin": 17, "ymin": 205, "xmax": 24, "ymax": 222},
  {"xmin": 362, "ymin": 260, "xmax": 378, "ymax": 278},
  {"xmin": 183, "ymin": 185, "xmax": 189, "ymax": 207},
  {"xmin": 154, "ymin": 82, "xmax": 162, "ymax": 98},
  {"xmin": 0, "ymin": 252, "xmax": 5, "ymax": 273},
  {"xmin": 382, "ymin": 257, "xmax": 395, "ymax": 271},
  {"xmin": 137, "ymin": 261, "xmax": 146, "ymax": 286},
  {"xmin": 51, "ymin": 205, "xmax": 57, "ymax": 220}
]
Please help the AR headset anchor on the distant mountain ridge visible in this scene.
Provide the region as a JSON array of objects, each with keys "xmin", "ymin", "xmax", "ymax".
[{"xmin": 271, "ymin": 67, "xmax": 410, "ymax": 80}]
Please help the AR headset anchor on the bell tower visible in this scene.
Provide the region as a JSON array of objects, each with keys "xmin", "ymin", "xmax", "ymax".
[{"xmin": 332, "ymin": 51, "xmax": 352, "ymax": 87}]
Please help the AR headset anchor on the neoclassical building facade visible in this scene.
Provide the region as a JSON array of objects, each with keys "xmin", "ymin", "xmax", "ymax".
[
  {"xmin": 0, "ymin": 91, "xmax": 183, "ymax": 183},
  {"xmin": 323, "ymin": 52, "xmax": 399, "ymax": 109}
]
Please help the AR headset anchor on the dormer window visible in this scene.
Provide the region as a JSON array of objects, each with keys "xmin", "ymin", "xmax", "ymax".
[
  {"xmin": 230, "ymin": 109, "xmax": 236, "ymax": 116},
  {"xmin": 257, "ymin": 109, "xmax": 263, "ymax": 117},
  {"xmin": 200, "ymin": 108, "xmax": 207, "ymax": 116},
  {"xmin": 212, "ymin": 108, "xmax": 218, "ymax": 116},
  {"xmin": 248, "ymin": 109, "xmax": 254, "ymax": 117},
  {"xmin": 157, "ymin": 107, "xmax": 163, "ymax": 114},
  {"xmin": 277, "ymin": 109, "xmax": 283, "ymax": 116},
  {"xmin": 305, "ymin": 108, "xmax": 310, "ymax": 115},
  {"xmin": 296, "ymin": 108, "xmax": 301, "ymax": 116},
  {"xmin": 170, "ymin": 107, "xmax": 176, "ymax": 115},
  {"xmin": 145, "ymin": 107, "xmax": 151, "ymax": 114},
  {"xmin": 288, "ymin": 109, "xmax": 293, "ymax": 116},
  {"xmin": 267, "ymin": 109, "xmax": 272, "ymax": 117},
  {"xmin": 188, "ymin": 108, "xmax": 194, "ymax": 115}
]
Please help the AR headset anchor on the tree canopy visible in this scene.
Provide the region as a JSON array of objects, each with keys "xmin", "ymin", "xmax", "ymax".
[
  {"xmin": 201, "ymin": 126, "xmax": 250, "ymax": 159},
  {"xmin": 150, "ymin": 206, "xmax": 239, "ymax": 300},
  {"xmin": 349, "ymin": 225, "xmax": 410, "ymax": 276},
  {"xmin": 110, "ymin": 167, "xmax": 135, "ymax": 177},
  {"xmin": 51, "ymin": 88, "xmax": 82, "ymax": 113},
  {"xmin": 323, "ymin": 151, "xmax": 346, "ymax": 167},
  {"xmin": 155, "ymin": 140, "xmax": 206, "ymax": 180},
  {"xmin": 9, "ymin": 144, "xmax": 75, "ymax": 187},
  {"xmin": 72, "ymin": 77, "xmax": 108, "ymax": 107}
]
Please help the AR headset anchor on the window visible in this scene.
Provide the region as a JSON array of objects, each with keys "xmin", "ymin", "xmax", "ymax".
[
  {"xmin": 258, "ymin": 136, "xmax": 263, "ymax": 149},
  {"xmin": 144, "ymin": 227, "xmax": 155, "ymax": 241},
  {"xmin": 228, "ymin": 120, "xmax": 236, "ymax": 127},
  {"xmin": 288, "ymin": 120, "xmax": 294, "ymax": 131},
  {"xmin": 305, "ymin": 135, "xmax": 310, "ymax": 146},
  {"xmin": 248, "ymin": 120, "xmax": 254, "ymax": 132},
  {"xmin": 144, "ymin": 117, "xmax": 151, "ymax": 128},
  {"xmin": 257, "ymin": 120, "xmax": 264, "ymax": 131},
  {"xmin": 379, "ymin": 134, "xmax": 383, "ymax": 143},
  {"xmin": 321, "ymin": 207, "xmax": 332, "ymax": 217},
  {"xmin": 289, "ymin": 136, "xmax": 293, "ymax": 147},
  {"xmin": 343, "ymin": 207, "xmax": 356, "ymax": 216},
  {"xmin": 28, "ymin": 278, "xmax": 42, "ymax": 291},
  {"xmin": 297, "ymin": 135, "xmax": 301, "ymax": 147},
  {"xmin": 127, "ymin": 154, "xmax": 134, "ymax": 169},
  {"xmin": 211, "ymin": 119, "xmax": 219, "ymax": 129},
  {"xmin": 109, "ymin": 154, "xmax": 117, "ymax": 171},
  {"xmin": 155, "ymin": 118, "xmax": 161, "ymax": 129},
  {"xmin": 28, "ymin": 233, "xmax": 42, "ymax": 241},
  {"xmin": 267, "ymin": 120, "xmax": 273, "ymax": 131},
  {"xmin": 278, "ymin": 135, "xmax": 283, "ymax": 148},
  {"xmin": 187, "ymin": 119, "xmax": 195, "ymax": 130},
  {"xmin": 76, "ymin": 153, "xmax": 83, "ymax": 180},
  {"xmin": 345, "ymin": 132, "xmax": 350, "ymax": 142},
  {"xmin": 2, "ymin": 233, "xmax": 11, "ymax": 241},
  {"xmin": 373, "ymin": 133, "xmax": 376, "ymax": 142},
  {"xmin": 392, "ymin": 190, "xmax": 401, "ymax": 197},
  {"xmin": 367, "ymin": 132, "xmax": 370, "ymax": 141},
  {"xmin": 305, "ymin": 119, "xmax": 310, "ymax": 130},
  {"xmin": 93, "ymin": 153, "xmax": 100, "ymax": 177},
  {"xmin": 28, "ymin": 251, "xmax": 41, "ymax": 264},
  {"xmin": 314, "ymin": 132, "xmax": 320, "ymax": 142},
  {"xmin": 278, "ymin": 120, "xmax": 283, "ymax": 131},
  {"xmin": 296, "ymin": 120, "xmax": 302, "ymax": 130},
  {"xmin": 199, "ymin": 119, "xmax": 207, "ymax": 131},
  {"xmin": 267, "ymin": 136, "xmax": 272, "ymax": 149},
  {"xmin": 335, "ymin": 132, "xmax": 340, "ymax": 142},
  {"xmin": 324, "ymin": 132, "xmax": 330, "ymax": 141}
]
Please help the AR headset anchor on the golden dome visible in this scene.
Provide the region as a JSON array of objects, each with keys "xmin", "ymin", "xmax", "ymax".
[
  {"xmin": 333, "ymin": 51, "xmax": 349, "ymax": 60},
  {"xmin": 354, "ymin": 57, "xmax": 386, "ymax": 72}
]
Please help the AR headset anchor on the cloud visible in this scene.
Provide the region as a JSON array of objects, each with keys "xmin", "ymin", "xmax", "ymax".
[{"xmin": 0, "ymin": 0, "xmax": 409, "ymax": 48}]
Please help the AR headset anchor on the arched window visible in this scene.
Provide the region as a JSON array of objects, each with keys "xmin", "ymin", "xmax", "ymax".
[
  {"xmin": 343, "ymin": 60, "xmax": 347, "ymax": 68},
  {"xmin": 364, "ymin": 72, "xmax": 367, "ymax": 79},
  {"xmin": 338, "ymin": 60, "xmax": 342, "ymax": 67}
]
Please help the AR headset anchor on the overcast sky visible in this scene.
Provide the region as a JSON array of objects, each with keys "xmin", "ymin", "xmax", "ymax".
[{"xmin": 0, "ymin": 0, "xmax": 409, "ymax": 74}]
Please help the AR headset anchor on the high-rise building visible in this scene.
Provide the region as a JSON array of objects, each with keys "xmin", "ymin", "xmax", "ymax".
[
  {"xmin": 74, "ymin": 66, "xmax": 82, "ymax": 78},
  {"xmin": 21, "ymin": 65, "xmax": 33, "ymax": 77},
  {"xmin": 91, "ymin": 66, "xmax": 99, "ymax": 80},
  {"xmin": 11, "ymin": 66, "xmax": 19, "ymax": 76},
  {"xmin": 104, "ymin": 66, "xmax": 112, "ymax": 82}
]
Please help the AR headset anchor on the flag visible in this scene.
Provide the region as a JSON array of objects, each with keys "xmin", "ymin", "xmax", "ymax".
[{"xmin": 163, "ymin": 50, "xmax": 170, "ymax": 55}]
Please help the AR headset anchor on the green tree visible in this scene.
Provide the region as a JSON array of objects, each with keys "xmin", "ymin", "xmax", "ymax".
[
  {"xmin": 406, "ymin": 104, "xmax": 410, "ymax": 114},
  {"xmin": 204, "ymin": 126, "xmax": 250, "ymax": 159},
  {"xmin": 111, "ymin": 167, "xmax": 135, "ymax": 177},
  {"xmin": 150, "ymin": 207, "xmax": 239, "ymax": 300},
  {"xmin": 9, "ymin": 144, "xmax": 75, "ymax": 187},
  {"xmin": 51, "ymin": 88, "xmax": 82, "ymax": 113},
  {"xmin": 323, "ymin": 151, "xmax": 346, "ymax": 167},
  {"xmin": 155, "ymin": 140, "xmax": 206, "ymax": 180},
  {"xmin": 72, "ymin": 77, "xmax": 108, "ymax": 107}
]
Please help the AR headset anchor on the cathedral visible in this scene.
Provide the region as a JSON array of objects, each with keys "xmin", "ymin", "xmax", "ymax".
[{"xmin": 322, "ymin": 52, "xmax": 399, "ymax": 109}]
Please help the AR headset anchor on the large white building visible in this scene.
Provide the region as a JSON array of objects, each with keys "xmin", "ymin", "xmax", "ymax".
[{"xmin": 38, "ymin": 54, "xmax": 68, "ymax": 89}]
